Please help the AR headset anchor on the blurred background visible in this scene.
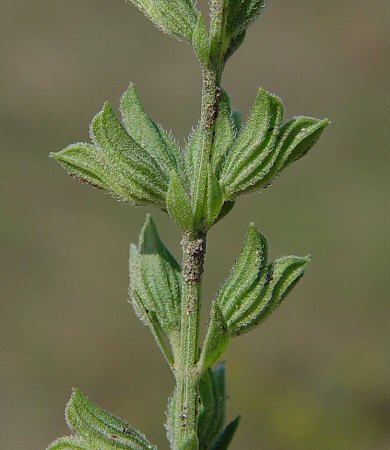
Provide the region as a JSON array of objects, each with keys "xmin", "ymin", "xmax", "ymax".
[{"xmin": 1, "ymin": 1, "xmax": 389, "ymax": 449}]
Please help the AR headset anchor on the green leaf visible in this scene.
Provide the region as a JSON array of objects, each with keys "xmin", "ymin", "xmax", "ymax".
[
  {"xmin": 184, "ymin": 92, "xmax": 235, "ymax": 214},
  {"xmin": 220, "ymin": 1, "xmax": 267, "ymax": 61},
  {"xmin": 211, "ymin": 416, "xmax": 241, "ymax": 450},
  {"xmin": 192, "ymin": 14, "xmax": 209, "ymax": 67},
  {"xmin": 190, "ymin": 141, "xmax": 209, "ymax": 229},
  {"xmin": 186, "ymin": 92, "xmax": 235, "ymax": 190},
  {"xmin": 127, "ymin": 0, "xmax": 199, "ymax": 41},
  {"xmin": 166, "ymin": 171, "xmax": 194, "ymax": 232},
  {"xmin": 64, "ymin": 389, "xmax": 157, "ymax": 450},
  {"xmin": 215, "ymin": 223, "xmax": 311, "ymax": 336},
  {"xmin": 199, "ymin": 304, "xmax": 229, "ymax": 372},
  {"xmin": 198, "ymin": 365, "xmax": 226, "ymax": 449},
  {"xmin": 52, "ymin": 141, "xmax": 164, "ymax": 206},
  {"xmin": 184, "ymin": 125, "xmax": 201, "ymax": 183},
  {"xmin": 231, "ymin": 109, "xmax": 242, "ymax": 134},
  {"xmin": 220, "ymin": 87, "xmax": 329, "ymax": 198},
  {"xmin": 216, "ymin": 223, "xmax": 268, "ymax": 326},
  {"xmin": 188, "ymin": 139, "xmax": 224, "ymax": 230},
  {"xmin": 239, "ymin": 116, "xmax": 329, "ymax": 196},
  {"xmin": 272, "ymin": 116, "xmax": 329, "ymax": 172},
  {"xmin": 258, "ymin": 116, "xmax": 329, "ymax": 194},
  {"xmin": 120, "ymin": 83, "xmax": 183, "ymax": 179},
  {"xmin": 224, "ymin": 30, "xmax": 246, "ymax": 62},
  {"xmin": 220, "ymin": 88, "xmax": 284, "ymax": 200},
  {"xmin": 211, "ymin": 89, "xmax": 236, "ymax": 177},
  {"xmin": 47, "ymin": 436, "xmax": 90, "ymax": 450},
  {"xmin": 230, "ymin": 254, "xmax": 311, "ymax": 335},
  {"xmin": 226, "ymin": 0, "xmax": 266, "ymax": 38},
  {"xmin": 51, "ymin": 143, "xmax": 111, "ymax": 191},
  {"xmin": 130, "ymin": 215, "xmax": 182, "ymax": 360},
  {"xmin": 51, "ymin": 100, "xmax": 170, "ymax": 207},
  {"xmin": 203, "ymin": 165, "xmax": 224, "ymax": 230},
  {"xmin": 91, "ymin": 102, "xmax": 169, "ymax": 200},
  {"xmin": 131, "ymin": 288, "xmax": 176, "ymax": 367}
]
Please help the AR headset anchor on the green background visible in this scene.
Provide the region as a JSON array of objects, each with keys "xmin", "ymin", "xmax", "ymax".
[{"xmin": 1, "ymin": 1, "xmax": 389, "ymax": 449}]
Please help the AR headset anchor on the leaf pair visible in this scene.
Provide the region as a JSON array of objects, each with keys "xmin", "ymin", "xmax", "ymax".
[
  {"xmin": 199, "ymin": 223, "xmax": 311, "ymax": 370},
  {"xmin": 218, "ymin": 223, "xmax": 310, "ymax": 336},
  {"xmin": 216, "ymin": 88, "xmax": 329, "ymax": 200},
  {"xmin": 47, "ymin": 389, "xmax": 156, "ymax": 450},
  {"xmin": 166, "ymin": 365, "xmax": 240, "ymax": 450},
  {"xmin": 130, "ymin": 215, "xmax": 182, "ymax": 366},
  {"xmin": 52, "ymin": 84, "xmax": 183, "ymax": 209}
]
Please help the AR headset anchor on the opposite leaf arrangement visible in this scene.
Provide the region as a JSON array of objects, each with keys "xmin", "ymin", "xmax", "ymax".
[{"xmin": 48, "ymin": 1, "xmax": 328, "ymax": 449}]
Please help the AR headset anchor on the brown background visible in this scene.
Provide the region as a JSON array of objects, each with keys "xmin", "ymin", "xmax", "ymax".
[{"xmin": 1, "ymin": 1, "xmax": 389, "ymax": 449}]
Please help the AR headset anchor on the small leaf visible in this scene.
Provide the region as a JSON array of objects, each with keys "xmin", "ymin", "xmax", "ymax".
[
  {"xmin": 127, "ymin": 0, "xmax": 198, "ymax": 41},
  {"xmin": 211, "ymin": 89, "xmax": 236, "ymax": 177},
  {"xmin": 224, "ymin": 30, "xmax": 246, "ymax": 62},
  {"xmin": 190, "ymin": 139, "xmax": 209, "ymax": 229},
  {"xmin": 231, "ymin": 109, "xmax": 242, "ymax": 135},
  {"xmin": 220, "ymin": 1, "xmax": 267, "ymax": 61},
  {"xmin": 199, "ymin": 304, "xmax": 229, "ymax": 372},
  {"xmin": 65, "ymin": 389, "xmax": 157, "ymax": 450},
  {"xmin": 219, "ymin": 88, "xmax": 329, "ymax": 198},
  {"xmin": 51, "ymin": 143, "xmax": 110, "ymax": 191},
  {"xmin": 230, "ymin": 255, "xmax": 311, "ymax": 335},
  {"xmin": 185, "ymin": 105, "xmax": 231, "ymax": 229},
  {"xmin": 130, "ymin": 215, "xmax": 182, "ymax": 360},
  {"xmin": 131, "ymin": 288, "xmax": 175, "ymax": 366},
  {"xmin": 220, "ymin": 88, "xmax": 283, "ymax": 200},
  {"xmin": 239, "ymin": 116, "xmax": 329, "ymax": 195},
  {"xmin": 216, "ymin": 223, "xmax": 268, "ymax": 325},
  {"xmin": 91, "ymin": 102, "xmax": 169, "ymax": 202},
  {"xmin": 273, "ymin": 116, "xmax": 329, "ymax": 172},
  {"xmin": 198, "ymin": 365, "xmax": 226, "ymax": 449},
  {"xmin": 203, "ymin": 165, "xmax": 224, "ymax": 230},
  {"xmin": 51, "ymin": 100, "xmax": 170, "ymax": 207},
  {"xmin": 192, "ymin": 14, "xmax": 209, "ymax": 67},
  {"xmin": 226, "ymin": 0, "xmax": 266, "ymax": 37},
  {"xmin": 47, "ymin": 436, "xmax": 90, "ymax": 450},
  {"xmin": 211, "ymin": 416, "xmax": 241, "ymax": 450},
  {"xmin": 166, "ymin": 170, "xmax": 194, "ymax": 232},
  {"xmin": 120, "ymin": 83, "xmax": 183, "ymax": 179},
  {"xmin": 184, "ymin": 125, "xmax": 201, "ymax": 183},
  {"xmin": 215, "ymin": 223, "xmax": 311, "ymax": 336},
  {"xmin": 189, "ymin": 149, "xmax": 224, "ymax": 231}
]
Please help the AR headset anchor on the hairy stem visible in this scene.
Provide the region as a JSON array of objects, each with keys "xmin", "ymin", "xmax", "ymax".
[
  {"xmin": 174, "ymin": 234, "xmax": 206, "ymax": 448},
  {"xmin": 174, "ymin": 2, "xmax": 226, "ymax": 448}
]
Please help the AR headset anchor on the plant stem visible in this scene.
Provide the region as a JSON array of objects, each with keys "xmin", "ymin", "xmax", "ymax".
[
  {"xmin": 173, "ymin": 2, "xmax": 226, "ymax": 449},
  {"xmin": 174, "ymin": 234, "xmax": 206, "ymax": 448}
]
